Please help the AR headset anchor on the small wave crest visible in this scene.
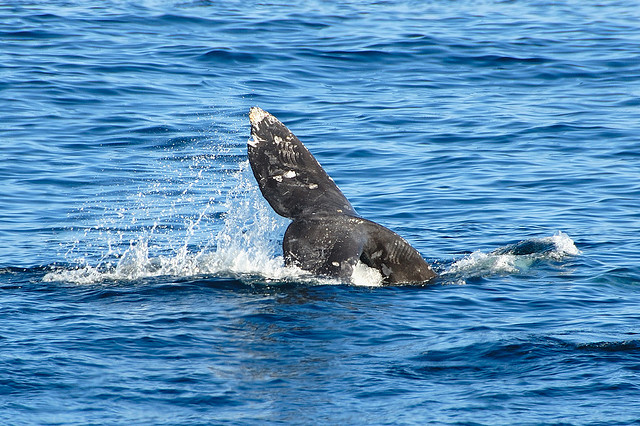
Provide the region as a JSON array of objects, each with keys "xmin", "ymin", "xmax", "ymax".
[{"xmin": 443, "ymin": 231, "xmax": 580, "ymax": 283}]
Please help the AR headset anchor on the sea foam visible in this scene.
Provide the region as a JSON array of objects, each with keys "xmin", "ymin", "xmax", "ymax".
[{"xmin": 443, "ymin": 231, "xmax": 580, "ymax": 283}]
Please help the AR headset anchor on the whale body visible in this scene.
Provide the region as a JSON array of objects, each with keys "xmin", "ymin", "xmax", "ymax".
[{"xmin": 247, "ymin": 107, "xmax": 436, "ymax": 285}]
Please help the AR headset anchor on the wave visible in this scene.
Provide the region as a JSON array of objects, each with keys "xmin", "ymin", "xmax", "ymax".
[{"xmin": 442, "ymin": 231, "xmax": 580, "ymax": 283}]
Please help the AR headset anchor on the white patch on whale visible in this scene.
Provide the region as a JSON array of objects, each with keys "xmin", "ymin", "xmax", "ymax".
[{"xmin": 249, "ymin": 106, "xmax": 270, "ymax": 124}]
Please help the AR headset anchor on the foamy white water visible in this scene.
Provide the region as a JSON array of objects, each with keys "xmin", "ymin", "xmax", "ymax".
[{"xmin": 443, "ymin": 231, "xmax": 580, "ymax": 282}]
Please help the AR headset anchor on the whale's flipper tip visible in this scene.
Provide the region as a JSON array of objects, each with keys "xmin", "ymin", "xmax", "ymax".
[
  {"xmin": 247, "ymin": 107, "xmax": 356, "ymax": 219},
  {"xmin": 249, "ymin": 106, "xmax": 270, "ymax": 125}
]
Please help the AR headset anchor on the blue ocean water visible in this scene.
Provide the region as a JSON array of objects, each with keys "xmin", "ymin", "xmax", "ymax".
[{"xmin": 2, "ymin": 0, "xmax": 640, "ymax": 423}]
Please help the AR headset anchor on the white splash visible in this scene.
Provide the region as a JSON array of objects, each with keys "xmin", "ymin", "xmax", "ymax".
[
  {"xmin": 445, "ymin": 250, "xmax": 521, "ymax": 277},
  {"xmin": 43, "ymin": 161, "xmax": 304, "ymax": 285},
  {"xmin": 443, "ymin": 231, "xmax": 580, "ymax": 282},
  {"xmin": 549, "ymin": 231, "xmax": 581, "ymax": 257},
  {"xmin": 351, "ymin": 260, "xmax": 384, "ymax": 287}
]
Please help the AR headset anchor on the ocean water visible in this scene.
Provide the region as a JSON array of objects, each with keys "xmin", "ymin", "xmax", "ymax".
[{"xmin": 2, "ymin": 0, "xmax": 640, "ymax": 424}]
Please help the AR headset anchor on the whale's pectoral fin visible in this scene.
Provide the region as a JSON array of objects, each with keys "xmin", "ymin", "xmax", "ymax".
[
  {"xmin": 248, "ymin": 107, "xmax": 357, "ymax": 220},
  {"xmin": 283, "ymin": 218, "xmax": 365, "ymax": 281},
  {"xmin": 359, "ymin": 219, "xmax": 437, "ymax": 284}
]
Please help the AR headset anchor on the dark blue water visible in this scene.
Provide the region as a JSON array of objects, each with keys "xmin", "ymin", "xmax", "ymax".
[{"xmin": 2, "ymin": 1, "xmax": 640, "ymax": 423}]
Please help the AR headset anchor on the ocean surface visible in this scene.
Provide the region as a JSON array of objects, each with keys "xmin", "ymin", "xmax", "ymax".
[{"xmin": 2, "ymin": 1, "xmax": 640, "ymax": 424}]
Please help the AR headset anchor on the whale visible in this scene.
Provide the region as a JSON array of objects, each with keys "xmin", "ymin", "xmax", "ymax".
[{"xmin": 247, "ymin": 107, "xmax": 437, "ymax": 285}]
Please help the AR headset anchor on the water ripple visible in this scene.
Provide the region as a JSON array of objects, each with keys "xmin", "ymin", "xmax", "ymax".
[{"xmin": 2, "ymin": 1, "xmax": 640, "ymax": 424}]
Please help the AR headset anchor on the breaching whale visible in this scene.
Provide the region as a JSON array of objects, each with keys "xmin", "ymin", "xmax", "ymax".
[{"xmin": 247, "ymin": 107, "xmax": 436, "ymax": 285}]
